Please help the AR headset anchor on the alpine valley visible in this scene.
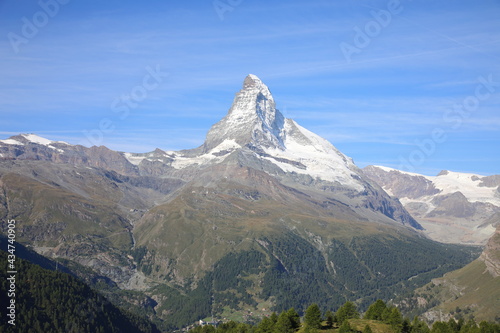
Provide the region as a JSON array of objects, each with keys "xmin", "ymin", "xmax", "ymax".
[{"xmin": 0, "ymin": 75, "xmax": 489, "ymax": 331}]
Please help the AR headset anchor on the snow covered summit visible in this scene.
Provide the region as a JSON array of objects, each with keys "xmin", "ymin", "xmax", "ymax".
[
  {"xmin": 203, "ymin": 74, "xmax": 286, "ymax": 152},
  {"xmin": 166, "ymin": 74, "xmax": 364, "ymax": 189}
]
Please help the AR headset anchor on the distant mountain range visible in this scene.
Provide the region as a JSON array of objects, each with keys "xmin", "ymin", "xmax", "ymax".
[
  {"xmin": 363, "ymin": 166, "xmax": 500, "ymax": 245},
  {"xmin": 0, "ymin": 75, "xmax": 489, "ymax": 329}
]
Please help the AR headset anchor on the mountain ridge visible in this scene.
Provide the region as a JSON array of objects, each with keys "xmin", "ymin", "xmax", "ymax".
[{"xmin": 363, "ymin": 165, "xmax": 500, "ymax": 245}]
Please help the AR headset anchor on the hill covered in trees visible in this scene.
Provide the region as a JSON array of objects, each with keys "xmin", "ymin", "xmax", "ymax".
[{"xmin": 0, "ymin": 250, "xmax": 160, "ymax": 333}]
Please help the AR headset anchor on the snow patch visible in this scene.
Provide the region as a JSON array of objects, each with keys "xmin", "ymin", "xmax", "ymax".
[
  {"xmin": 171, "ymin": 139, "xmax": 240, "ymax": 169},
  {"xmin": 123, "ymin": 153, "xmax": 146, "ymax": 166},
  {"xmin": 432, "ymin": 171, "xmax": 499, "ymax": 205},
  {"xmin": 372, "ymin": 165, "xmax": 425, "ymax": 178},
  {"xmin": 22, "ymin": 134, "xmax": 53, "ymax": 145},
  {"xmin": 263, "ymin": 120, "xmax": 364, "ymax": 191},
  {"xmin": 0, "ymin": 134, "xmax": 69, "ymax": 150},
  {"xmin": 0, "ymin": 139, "xmax": 23, "ymax": 145}
]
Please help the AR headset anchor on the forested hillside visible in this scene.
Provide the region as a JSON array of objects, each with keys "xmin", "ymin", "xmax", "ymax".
[{"xmin": 0, "ymin": 250, "xmax": 160, "ymax": 333}]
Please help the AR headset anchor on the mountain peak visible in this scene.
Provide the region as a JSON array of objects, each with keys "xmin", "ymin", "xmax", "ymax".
[
  {"xmin": 0, "ymin": 133, "xmax": 69, "ymax": 147},
  {"xmin": 243, "ymin": 74, "xmax": 262, "ymax": 87},
  {"xmin": 203, "ymin": 75, "xmax": 285, "ymax": 152},
  {"xmin": 242, "ymin": 74, "xmax": 272, "ymax": 97},
  {"xmin": 196, "ymin": 75, "xmax": 369, "ymax": 191}
]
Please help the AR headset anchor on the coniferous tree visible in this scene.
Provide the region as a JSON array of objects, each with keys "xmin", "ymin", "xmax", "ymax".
[
  {"xmin": 430, "ymin": 321, "xmax": 453, "ymax": 333},
  {"xmin": 363, "ymin": 324, "xmax": 373, "ymax": 333},
  {"xmin": 274, "ymin": 311, "xmax": 294, "ymax": 333},
  {"xmin": 335, "ymin": 301, "xmax": 359, "ymax": 325},
  {"xmin": 447, "ymin": 318, "xmax": 459, "ymax": 332},
  {"xmin": 381, "ymin": 307, "xmax": 392, "ymax": 323},
  {"xmin": 402, "ymin": 318, "xmax": 412, "ymax": 333},
  {"xmin": 456, "ymin": 318, "xmax": 465, "ymax": 331},
  {"xmin": 325, "ymin": 310, "xmax": 334, "ymax": 328},
  {"xmin": 287, "ymin": 308, "xmax": 301, "ymax": 330},
  {"xmin": 479, "ymin": 321, "xmax": 500, "ymax": 333},
  {"xmin": 387, "ymin": 307, "xmax": 403, "ymax": 330},
  {"xmin": 270, "ymin": 312, "xmax": 279, "ymax": 325},
  {"xmin": 257, "ymin": 316, "xmax": 275, "ymax": 333},
  {"xmin": 304, "ymin": 304, "xmax": 322, "ymax": 330},
  {"xmin": 411, "ymin": 316, "xmax": 431, "ymax": 333},
  {"xmin": 364, "ymin": 300, "xmax": 387, "ymax": 320}
]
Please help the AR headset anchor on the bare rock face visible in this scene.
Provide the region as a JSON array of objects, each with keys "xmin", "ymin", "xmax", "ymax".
[
  {"xmin": 480, "ymin": 175, "xmax": 500, "ymax": 188},
  {"xmin": 428, "ymin": 192, "xmax": 475, "ymax": 218},
  {"xmin": 363, "ymin": 165, "xmax": 440, "ymax": 199},
  {"xmin": 480, "ymin": 224, "xmax": 500, "ymax": 277}
]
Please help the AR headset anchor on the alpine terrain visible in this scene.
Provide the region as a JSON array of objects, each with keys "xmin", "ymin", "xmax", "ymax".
[
  {"xmin": 363, "ymin": 166, "xmax": 500, "ymax": 245},
  {"xmin": 398, "ymin": 223, "xmax": 500, "ymax": 323},
  {"xmin": 0, "ymin": 75, "xmax": 480, "ymax": 330}
]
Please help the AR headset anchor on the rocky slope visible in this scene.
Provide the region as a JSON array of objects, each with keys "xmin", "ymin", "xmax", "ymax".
[{"xmin": 363, "ymin": 165, "xmax": 500, "ymax": 245}]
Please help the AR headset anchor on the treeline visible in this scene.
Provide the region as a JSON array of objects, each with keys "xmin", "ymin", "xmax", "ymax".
[
  {"xmin": 0, "ymin": 250, "xmax": 160, "ymax": 333},
  {"xmin": 189, "ymin": 300, "xmax": 500, "ymax": 333}
]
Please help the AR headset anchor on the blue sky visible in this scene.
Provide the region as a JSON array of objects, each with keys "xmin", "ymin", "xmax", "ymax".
[{"xmin": 1, "ymin": 0, "xmax": 499, "ymax": 176}]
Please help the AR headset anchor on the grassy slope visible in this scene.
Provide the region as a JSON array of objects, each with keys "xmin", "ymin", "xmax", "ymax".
[
  {"xmin": 406, "ymin": 225, "xmax": 500, "ymax": 323},
  {"xmin": 0, "ymin": 172, "xmax": 133, "ymax": 251},
  {"xmin": 412, "ymin": 258, "xmax": 500, "ymax": 322}
]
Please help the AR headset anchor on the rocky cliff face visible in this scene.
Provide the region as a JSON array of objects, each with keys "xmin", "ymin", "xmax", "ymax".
[{"xmin": 481, "ymin": 223, "xmax": 500, "ymax": 277}]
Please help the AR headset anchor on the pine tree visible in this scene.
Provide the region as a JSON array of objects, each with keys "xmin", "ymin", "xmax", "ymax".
[
  {"xmin": 287, "ymin": 308, "xmax": 300, "ymax": 330},
  {"xmin": 401, "ymin": 318, "xmax": 412, "ymax": 333},
  {"xmin": 335, "ymin": 301, "xmax": 359, "ymax": 325},
  {"xmin": 325, "ymin": 310, "xmax": 334, "ymax": 328},
  {"xmin": 430, "ymin": 321, "xmax": 453, "ymax": 333},
  {"xmin": 275, "ymin": 311, "xmax": 294, "ymax": 333},
  {"xmin": 364, "ymin": 300, "xmax": 387, "ymax": 320},
  {"xmin": 387, "ymin": 307, "xmax": 403, "ymax": 331},
  {"xmin": 304, "ymin": 304, "xmax": 322, "ymax": 330},
  {"xmin": 257, "ymin": 316, "xmax": 275, "ymax": 333},
  {"xmin": 447, "ymin": 318, "xmax": 459, "ymax": 332},
  {"xmin": 270, "ymin": 312, "xmax": 279, "ymax": 325}
]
